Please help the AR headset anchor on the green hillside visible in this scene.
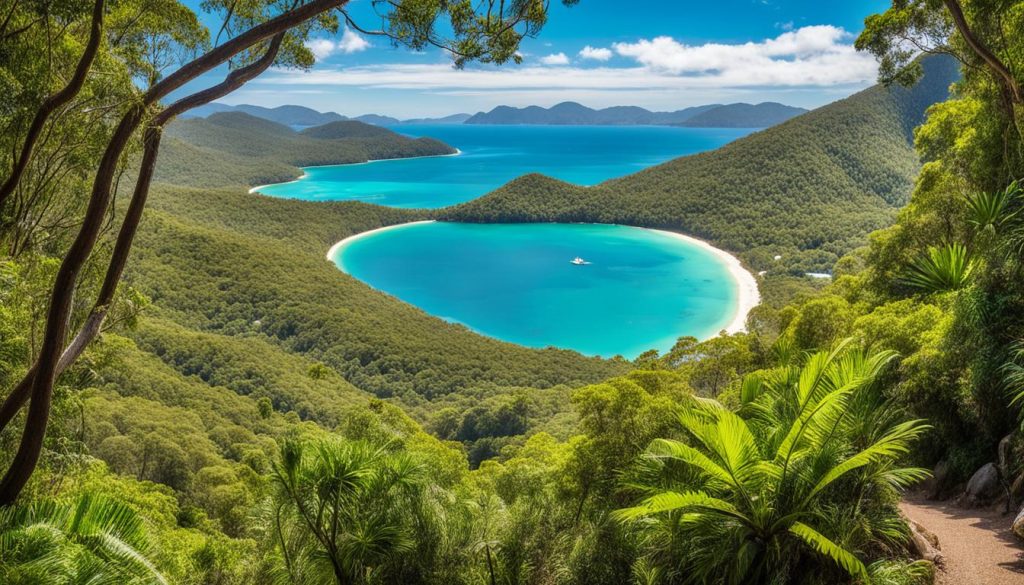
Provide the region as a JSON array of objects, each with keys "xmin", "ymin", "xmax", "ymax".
[
  {"xmin": 445, "ymin": 55, "xmax": 960, "ymax": 273},
  {"xmin": 300, "ymin": 119, "xmax": 403, "ymax": 139},
  {"xmin": 157, "ymin": 112, "xmax": 455, "ymax": 187},
  {"xmin": 129, "ymin": 184, "xmax": 627, "ymax": 400},
  {"xmin": 677, "ymin": 102, "xmax": 807, "ymax": 128},
  {"xmin": 8, "ymin": 0, "xmax": 1024, "ymax": 582}
]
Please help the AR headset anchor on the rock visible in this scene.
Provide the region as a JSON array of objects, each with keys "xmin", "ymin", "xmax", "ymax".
[
  {"xmin": 907, "ymin": 518, "xmax": 944, "ymax": 566},
  {"xmin": 960, "ymin": 462, "xmax": 1001, "ymax": 507},
  {"xmin": 1011, "ymin": 472, "xmax": 1024, "ymax": 503},
  {"xmin": 999, "ymin": 434, "xmax": 1014, "ymax": 475},
  {"xmin": 1015, "ymin": 505, "xmax": 1024, "ymax": 541},
  {"xmin": 923, "ymin": 459, "xmax": 951, "ymax": 499}
]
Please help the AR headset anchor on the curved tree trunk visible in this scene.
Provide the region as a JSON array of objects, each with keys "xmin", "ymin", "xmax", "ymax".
[
  {"xmin": 942, "ymin": 0, "xmax": 1022, "ymax": 105},
  {"xmin": 0, "ymin": 0, "xmax": 106, "ymax": 211},
  {"xmin": 0, "ymin": 33, "xmax": 286, "ymax": 436},
  {"xmin": 0, "ymin": 0, "xmax": 346, "ymax": 505},
  {"xmin": 941, "ymin": 0, "xmax": 1023, "ymax": 142}
]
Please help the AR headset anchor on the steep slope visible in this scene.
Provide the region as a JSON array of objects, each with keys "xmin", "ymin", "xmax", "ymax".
[
  {"xmin": 678, "ymin": 102, "xmax": 808, "ymax": 128},
  {"xmin": 445, "ymin": 55, "xmax": 960, "ymax": 273},
  {"xmin": 129, "ymin": 184, "xmax": 629, "ymax": 401}
]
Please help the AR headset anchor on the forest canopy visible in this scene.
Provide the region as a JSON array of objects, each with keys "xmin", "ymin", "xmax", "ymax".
[{"xmin": 4, "ymin": 0, "xmax": 1024, "ymax": 584}]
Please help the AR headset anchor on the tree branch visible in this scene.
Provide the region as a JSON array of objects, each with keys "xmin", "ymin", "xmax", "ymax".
[
  {"xmin": 942, "ymin": 0, "xmax": 1021, "ymax": 103},
  {"xmin": 0, "ymin": 0, "xmax": 105, "ymax": 211},
  {"xmin": 0, "ymin": 0, "xmax": 346, "ymax": 506},
  {"xmin": 0, "ymin": 34, "xmax": 286, "ymax": 435}
]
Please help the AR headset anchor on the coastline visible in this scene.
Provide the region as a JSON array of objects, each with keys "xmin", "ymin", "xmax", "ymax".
[
  {"xmin": 327, "ymin": 220, "xmax": 761, "ymax": 340},
  {"xmin": 642, "ymin": 228, "xmax": 761, "ymax": 335},
  {"xmin": 249, "ymin": 149, "xmax": 463, "ymax": 195},
  {"xmin": 326, "ymin": 220, "xmax": 437, "ymax": 265}
]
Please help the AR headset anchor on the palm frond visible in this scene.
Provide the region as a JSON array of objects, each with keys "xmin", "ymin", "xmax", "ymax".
[
  {"xmin": 646, "ymin": 439, "xmax": 735, "ymax": 489},
  {"xmin": 613, "ymin": 491, "xmax": 745, "ymax": 523},
  {"xmin": 902, "ymin": 243, "xmax": 974, "ymax": 293},
  {"xmin": 739, "ymin": 374, "xmax": 764, "ymax": 406},
  {"xmin": 965, "ymin": 181, "xmax": 1020, "ymax": 234},
  {"xmin": 788, "ymin": 521, "xmax": 868, "ymax": 580},
  {"xmin": 1002, "ymin": 340, "xmax": 1024, "ymax": 407},
  {"xmin": 805, "ymin": 419, "xmax": 929, "ymax": 501},
  {"xmin": 0, "ymin": 494, "xmax": 164, "ymax": 584}
]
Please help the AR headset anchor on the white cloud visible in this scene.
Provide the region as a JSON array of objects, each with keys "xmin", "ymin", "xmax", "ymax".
[
  {"xmin": 261, "ymin": 61, "xmax": 874, "ymax": 94},
  {"xmin": 540, "ymin": 52, "xmax": 570, "ymax": 66},
  {"xmin": 271, "ymin": 25, "xmax": 877, "ymax": 101},
  {"xmin": 304, "ymin": 28, "xmax": 370, "ymax": 60},
  {"xmin": 338, "ymin": 27, "xmax": 370, "ymax": 54},
  {"xmin": 612, "ymin": 25, "xmax": 876, "ymax": 85},
  {"xmin": 305, "ymin": 39, "xmax": 337, "ymax": 60},
  {"xmin": 579, "ymin": 46, "xmax": 613, "ymax": 61}
]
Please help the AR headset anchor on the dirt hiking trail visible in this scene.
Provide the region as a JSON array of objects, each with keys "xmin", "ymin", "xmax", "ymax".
[{"xmin": 901, "ymin": 496, "xmax": 1024, "ymax": 585}]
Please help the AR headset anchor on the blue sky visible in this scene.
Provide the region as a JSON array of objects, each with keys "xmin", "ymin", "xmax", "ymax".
[{"xmin": 177, "ymin": 0, "xmax": 892, "ymax": 117}]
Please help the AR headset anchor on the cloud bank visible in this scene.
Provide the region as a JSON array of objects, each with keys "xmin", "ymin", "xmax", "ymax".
[
  {"xmin": 611, "ymin": 25, "xmax": 875, "ymax": 85},
  {"xmin": 250, "ymin": 25, "xmax": 878, "ymax": 113}
]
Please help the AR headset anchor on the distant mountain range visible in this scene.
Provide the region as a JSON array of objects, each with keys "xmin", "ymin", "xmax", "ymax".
[
  {"xmin": 181, "ymin": 104, "xmax": 472, "ymax": 127},
  {"xmin": 182, "ymin": 101, "xmax": 806, "ymax": 129},
  {"xmin": 464, "ymin": 101, "xmax": 808, "ymax": 127},
  {"xmin": 464, "ymin": 102, "xmax": 721, "ymax": 126}
]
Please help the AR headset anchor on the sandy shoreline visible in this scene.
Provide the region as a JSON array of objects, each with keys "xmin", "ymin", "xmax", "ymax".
[
  {"xmin": 641, "ymin": 228, "xmax": 761, "ymax": 335},
  {"xmin": 326, "ymin": 220, "xmax": 437, "ymax": 265},
  {"xmin": 327, "ymin": 220, "xmax": 761, "ymax": 338},
  {"xmin": 249, "ymin": 149, "xmax": 463, "ymax": 195}
]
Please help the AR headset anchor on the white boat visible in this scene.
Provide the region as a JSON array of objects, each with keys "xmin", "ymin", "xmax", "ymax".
[{"xmin": 571, "ymin": 257, "xmax": 589, "ymax": 265}]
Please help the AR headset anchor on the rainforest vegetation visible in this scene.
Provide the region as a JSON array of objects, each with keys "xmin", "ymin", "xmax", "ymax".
[{"xmin": 2, "ymin": 0, "xmax": 1024, "ymax": 584}]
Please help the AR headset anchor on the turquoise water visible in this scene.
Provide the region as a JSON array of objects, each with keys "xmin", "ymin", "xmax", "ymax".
[
  {"xmin": 333, "ymin": 222, "xmax": 739, "ymax": 358},
  {"xmin": 255, "ymin": 124, "xmax": 753, "ymax": 208}
]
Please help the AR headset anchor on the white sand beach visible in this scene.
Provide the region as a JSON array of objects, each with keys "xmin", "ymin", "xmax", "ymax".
[
  {"xmin": 643, "ymin": 228, "xmax": 761, "ymax": 335},
  {"xmin": 326, "ymin": 220, "xmax": 436, "ymax": 263}
]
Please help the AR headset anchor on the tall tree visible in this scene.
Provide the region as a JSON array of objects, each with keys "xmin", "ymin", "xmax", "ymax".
[
  {"xmin": 0, "ymin": 0, "xmax": 581, "ymax": 504},
  {"xmin": 0, "ymin": 0, "xmax": 351, "ymax": 505},
  {"xmin": 857, "ymin": 0, "xmax": 1023, "ymax": 140},
  {"xmin": 0, "ymin": 0, "xmax": 105, "ymax": 211}
]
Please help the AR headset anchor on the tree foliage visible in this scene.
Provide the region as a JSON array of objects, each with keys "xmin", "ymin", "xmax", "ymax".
[{"xmin": 616, "ymin": 342, "xmax": 928, "ymax": 585}]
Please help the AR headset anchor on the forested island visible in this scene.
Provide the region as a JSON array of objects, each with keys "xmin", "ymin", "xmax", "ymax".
[
  {"xmin": 2, "ymin": 1, "xmax": 1024, "ymax": 585},
  {"xmin": 161, "ymin": 112, "xmax": 456, "ymax": 187}
]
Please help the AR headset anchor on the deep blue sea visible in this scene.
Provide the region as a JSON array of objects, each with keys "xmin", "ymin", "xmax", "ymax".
[
  {"xmin": 333, "ymin": 222, "xmax": 739, "ymax": 358},
  {"xmin": 254, "ymin": 124, "xmax": 753, "ymax": 208}
]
